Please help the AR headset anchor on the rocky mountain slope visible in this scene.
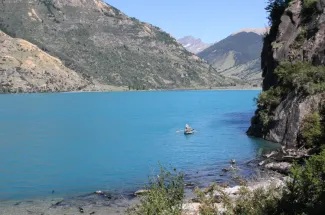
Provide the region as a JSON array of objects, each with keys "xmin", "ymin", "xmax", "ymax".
[
  {"xmin": 197, "ymin": 30, "xmax": 266, "ymax": 84},
  {"xmin": 247, "ymin": 0, "xmax": 325, "ymax": 148},
  {"xmin": 0, "ymin": 0, "xmax": 239, "ymax": 92},
  {"xmin": 0, "ymin": 30, "xmax": 122, "ymax": 93},
  {"xmin": 0, "ymin": 30, "xmax": 80, "ymax": 93},
  {"xmin": 177, "ymin": 36, "xmax": 212, "ymax": 54}
]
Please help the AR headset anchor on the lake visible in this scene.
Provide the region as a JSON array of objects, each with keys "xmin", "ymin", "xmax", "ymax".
[{"xmin": 0, "ymin": 90, "xmax": 278, "ymax": 200}]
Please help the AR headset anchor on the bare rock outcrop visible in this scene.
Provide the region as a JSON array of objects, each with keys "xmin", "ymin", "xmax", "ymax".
[
  {"xmin": 248, "ymin": 0, "xmax": 325, "ymax": 148},
  {"xmin": 0, "ymin": 31, "xmax": 88, "ymax": 93}
]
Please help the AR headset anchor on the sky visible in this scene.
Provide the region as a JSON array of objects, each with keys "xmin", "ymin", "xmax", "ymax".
[{"xmin": 105, "ymin": 0, "xmax": 269, "ymax": 43}]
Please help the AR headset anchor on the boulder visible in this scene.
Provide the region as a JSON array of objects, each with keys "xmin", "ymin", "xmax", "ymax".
[
  {"xmin": 134, "ymin": 189, "xmax": 149, "ymax": 196},
  {"xmin": 265, "ymin": 162, "xmax": 292, "ymax": 174}
]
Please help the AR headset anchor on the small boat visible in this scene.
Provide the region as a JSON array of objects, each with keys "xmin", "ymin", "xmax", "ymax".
[
  {"xmin": 184, "ymin": 124, "xmax": 194, "ymax": 135},
  {"xmin": 184, "ymin": 130, "xmax": 194, "ymax": 135}
]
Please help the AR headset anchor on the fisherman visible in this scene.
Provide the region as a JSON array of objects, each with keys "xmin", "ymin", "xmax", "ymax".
[{"xmin": 185, "ymin": 124, "xmax": 193, "ymax": 133}]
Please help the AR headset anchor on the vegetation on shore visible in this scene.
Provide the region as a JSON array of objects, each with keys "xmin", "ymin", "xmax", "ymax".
[{"xmin": 128, "ymin": 148, "xmax": 325, "ymax": 214}]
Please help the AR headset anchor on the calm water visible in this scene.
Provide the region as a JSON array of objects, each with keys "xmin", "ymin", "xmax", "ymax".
[{"xmin": 0, "ymin": 90, "xmax": 277, "ymax": 200}]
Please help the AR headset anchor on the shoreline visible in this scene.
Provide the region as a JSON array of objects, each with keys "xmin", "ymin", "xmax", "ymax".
[
  {"xmin": 0, "ymin": 85, "xmax": 262, "ymax": 95},
  {"xmin": 0, "ymin": 159, "xmax": 284, "ymax": 215}
]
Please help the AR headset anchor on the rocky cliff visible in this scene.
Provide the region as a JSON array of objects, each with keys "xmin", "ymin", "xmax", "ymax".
[
  {"xmin": 248, "ymin": 0, "xmax": 325, "ymax": 148},
  {"xmin": 0, "ymin": 0, "xmax": 239, "ymax": 92}
]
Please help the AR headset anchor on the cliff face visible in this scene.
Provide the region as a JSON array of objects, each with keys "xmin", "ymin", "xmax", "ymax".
[
  {"xmin": 248, "ymin": 0, "xmax": 325, "ymax": 148},
  {"xmin": 0, "ymin": 0, "xmax": 239, "ymax": 91}
]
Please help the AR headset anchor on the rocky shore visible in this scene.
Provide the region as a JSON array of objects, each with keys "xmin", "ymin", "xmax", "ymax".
[{"xmin": 0, "ymin": 155, "xmax": 286, "ymax": 215}]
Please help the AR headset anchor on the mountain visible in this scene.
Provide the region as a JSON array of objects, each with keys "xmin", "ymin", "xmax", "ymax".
[
  {"xmin": 0, "ymin": 30, "xmax": 126, "ymax": 93},
  {"xmin": 248, "ymin": 0, "xmax": 325, "ymax": 148},
  {"xmin": 197, "ymin": 29, "xmax": 267, "ymax": 84},
  {"xmin": 177, "ymin": 36, "xmax": 212, "ymax": 54},
  {"xmin": 0, "ymin": 0, "xmax": 240, "ymax": 92}
]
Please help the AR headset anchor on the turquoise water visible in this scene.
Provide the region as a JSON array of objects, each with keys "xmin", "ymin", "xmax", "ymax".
[{"xmin": 0, "ymin": 90, "xmax": 277, "ymax": 200}]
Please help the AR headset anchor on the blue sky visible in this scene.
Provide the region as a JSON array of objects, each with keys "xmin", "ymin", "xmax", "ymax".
[{"xmin": 105, "ymin": 0, "xmax": 269, "ymax": 43}]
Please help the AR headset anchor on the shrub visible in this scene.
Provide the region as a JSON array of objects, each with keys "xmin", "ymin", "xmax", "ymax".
[
  {"xmin": 265, "ymin": 0, "xmax": 291, "ymax": 38},
  {"xmin": 278, "ymin": 149, "xmax": 325, "ymax": 214},
  {"xmin": 256, "ymin": 87, "xmax": 283, "ymax": 110},
  {"xmin": 299, "ymin": 113, "xmax": 322, "ymax": 148},
  {"xmin": 232, "ymin": 185, "xmax": 282, "ymax": 215},
  {"xmin": 127, "ymin": 165, "xmax": 184, "ymax": 215},
  {"xmin": 303, "ymin": 0, "xmax": 318, "ymax": 10},
  {"xmin": 194, "ymin": 183, "xmax": 282, "ymax": 215},
  {"xmin": 194, "ymin": 183, "xmax": 221, "ymax": 215},
  {"xmin": 275, "ymin": 62, "xmax": 325, "ymax": 95}
]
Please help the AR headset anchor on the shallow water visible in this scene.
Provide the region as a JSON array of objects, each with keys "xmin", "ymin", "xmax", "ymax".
[{"xmin": 0, "ymin": 90, "xmax": 278, "ymax": 201}]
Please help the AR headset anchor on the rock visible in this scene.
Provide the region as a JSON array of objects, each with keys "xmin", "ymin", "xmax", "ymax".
[
  {"xmin": 134, "ymin": 189, "xmax": 149, "ymax": 196},
  {"xmin": 265, "ymin": 162, "xmax": 292, "ymax": 174},
  {"xmin": 264, "ymin": 151, "xmax": 278, "ymax": 158},
  {"xmin": 222, "ymin": 168, "xmax": 230, "ymax": 172},
  {"xmin": 185, "ymin": 183, "xmax": 195, "ymax": 188},
  {"xmin": 248, "ymin": 0, "xmax": 325, "ymax": 148},
  {"xmin": 213, "ymin": 195, "xmax": 222, "ymax": 203},
  {"xmin": 259, "ymin": 160, "xmax": 266, "ymax": 166},
  {"xmin": 95, "ymin": 191, "xmax": 104, "ymax": 195},
  {"xmin": 190, "ymin": 197, "xmax": 200, "ymax": 203},
  {"xmin": 230, "ymin": 159, "xmax": 236, "ymax": 165},
  {"xmin": 0, "ymin": 31, "xmax": 91, "ymax": 93}
]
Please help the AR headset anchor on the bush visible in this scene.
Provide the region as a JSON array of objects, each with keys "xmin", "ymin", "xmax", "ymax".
[
  {"xmin": 265, "ymin": 0, "xmax": 291, "ymax": 38},
  {"xmin": 303, "ymin": 0, "xmax": 318, "ymax": 10},
  {"xmin": 299, "ymin": 113, "xmax": 322, "ymax": 148},
  {"xmin": 194, "ymin": 183, "xmax": 221, "ymax": 215},
  {"xmin": 194, "ymin": 183, "xmax": 282, "ymax": 215},
  {"xmin": 278, "ymin": 149, "xmax": 325, "ymax": 214},
  {"xmin": 256, "ymin": 86, "xmax": 283, "ymax": 110},
  {"xmin": 275, "ymin": 62, "xmax": 325, "ymax": 95},
  {"xmin": 127, "ymin": 165, "xmax": 184, "ymax": 215}
]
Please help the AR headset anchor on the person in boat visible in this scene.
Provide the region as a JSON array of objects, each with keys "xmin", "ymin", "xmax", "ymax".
[{"xmin": 185, "ymin": 124, "xmax": 193, "ymax": 133}]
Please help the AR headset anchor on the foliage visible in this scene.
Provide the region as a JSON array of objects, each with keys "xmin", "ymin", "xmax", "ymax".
[
  {"xmin": 265, "ymin": 0, "xmax": 291, "ymax": 26},
  {"xmin": 299, "ymin": 113, "xmax": 322, "ymax": 148},
  {"xmin": 252, "ymin": 87, "xmax": 285, "ymax": 132},
  {"xmin": 265, "ymin": 0, "xmax": 291, "ymax": 39},
  {"xmin": 303, "ymin": 0, "xmax": 318, "ymax": 8},
  {"xmin": 194, "ymin": 183, "xmax": 282, "ymax": 215},
  {"xmin": 256, "ymin": 86, "xmax": 283, "ymax": 110},
  {"xmin": 127, "ymin": 165, "xmax": 184, "ymax": 215},
  {"xmin": 126, "ymin": 151, "xmax": 325, "ymax": 215},
  {"xmin": 275, "ymin": 62, "xmax": 325, "ymax": 95},
  {"xmin": 276, "ymin": 149, "xmax": 325, "ymax": 214},
  {"xmin": 156, "ymin": 31, "xmax": 177, "ymax": 45},
  {"xmin": 232, "ymin": 185, "xmax": 282, "ymax": 215},
  {"xmin": 194, "ymin": 183, "xmax": 221, "ymax": 215}
]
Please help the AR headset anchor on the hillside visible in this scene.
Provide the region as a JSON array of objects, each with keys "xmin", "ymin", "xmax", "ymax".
[
  {"xmin": 247, "ymin": 0, "xmax": 325, "ymax": 148},
  {"xmin": 177, "ymin": 36, "xmax": 212, "ymax": 54},
  {"xmin": 197, "ymin": 31, "xmax": 265, "ymax": 84},
  {"xmin": 0, "ymin": 0, "xmax": 240, "ymax": 92}
]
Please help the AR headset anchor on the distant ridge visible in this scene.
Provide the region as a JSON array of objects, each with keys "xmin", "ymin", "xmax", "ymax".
[
  {"xmin": 178, "ymin": 36, "xmax": 213, "ymax": 54},
  {"xmin": 0, "ymin": 0, "xmax": 241, "ymax": 93},
  {"xmin": 231, "ymin": 27, "xmax": 270, "ymax": 36},
  {"xmin": 198, "ymin": 30, "xmax": 265, "ymax": 84}
]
